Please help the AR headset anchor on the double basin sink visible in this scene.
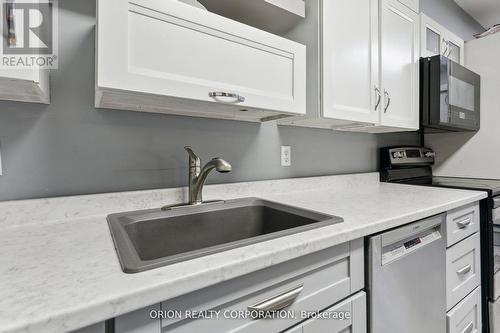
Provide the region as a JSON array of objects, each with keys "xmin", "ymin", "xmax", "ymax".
[{"xmin": 108, "ymin": 198, "xmax": 343, "ymax": 273}]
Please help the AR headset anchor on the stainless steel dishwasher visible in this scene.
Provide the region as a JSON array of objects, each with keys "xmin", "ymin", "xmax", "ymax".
[{"xmin": 368, "ymin": 214, "xmax": 446, "ymax": 333}]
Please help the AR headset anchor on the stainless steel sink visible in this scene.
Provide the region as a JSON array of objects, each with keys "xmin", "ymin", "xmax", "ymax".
[{"xmin": 107, "ymin": 198, "xmax": 343, "ymax": 273}]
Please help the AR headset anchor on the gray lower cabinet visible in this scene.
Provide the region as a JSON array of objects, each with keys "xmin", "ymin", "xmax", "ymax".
[
  {"xmin": 285, "ymin": 291, "xmax": 366, "ymax": 333},
  {"xmin": 113, "ymin": 239, "xmax": 365, "ymax": 333},
  {"xmin": 71, "ymin": 323, "xmax": 106, "ymax": 333}
]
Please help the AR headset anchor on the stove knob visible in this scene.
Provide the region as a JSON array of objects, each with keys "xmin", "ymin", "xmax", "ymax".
[{"xmin": 424, "ymin": 152, "xmax": 435, "ymax": 158}]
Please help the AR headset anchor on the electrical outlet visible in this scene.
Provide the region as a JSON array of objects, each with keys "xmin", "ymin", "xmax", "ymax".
[{"xmin": 281, "ymin": 146, "xmax": 291, "ymax": 167}]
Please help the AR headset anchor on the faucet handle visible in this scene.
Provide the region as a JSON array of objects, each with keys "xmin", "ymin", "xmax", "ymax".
[{"xmin": 184, "ymin": 146, "xmax": 201, "ymax": 167}]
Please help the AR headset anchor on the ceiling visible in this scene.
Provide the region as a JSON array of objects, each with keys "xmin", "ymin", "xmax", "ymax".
[{"xmin": 455, "ymin": 0, "xmax": 500, "ymax": 28}]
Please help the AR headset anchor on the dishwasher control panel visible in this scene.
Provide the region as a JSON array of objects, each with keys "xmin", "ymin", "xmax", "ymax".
[{"xmin": 382, "ymin": 227, "xmax": 442, "ymax": 265}]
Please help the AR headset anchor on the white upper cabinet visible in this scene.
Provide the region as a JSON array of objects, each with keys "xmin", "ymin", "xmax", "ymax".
[
  {"xmin": 0, "ymin": 68, "xmax": 50, "ymax": 104},
  {"xmin": 421, "ymin": 13, "xmax": 465, "ymax": 64},
  {"xmin": 279, "ymin": 0, "xmax": 420, "ymax": 132},
  {"xmin": 380, "ymin": 0, "xmax": 420, "ymax": 130},
  {"xmin": 397, "ymin": 0, "xmax": 419, "ymax": 12},
  {"xmin": 95, "ymin": 0, "xmax": 306, "ymax": 122},
  {"xmin": 0, "ymin": 0, "xmax": 50, "ymax": 104},
  {"xmin": 322, "ymin": 0, "xmax": 380, "ymax": 125}
]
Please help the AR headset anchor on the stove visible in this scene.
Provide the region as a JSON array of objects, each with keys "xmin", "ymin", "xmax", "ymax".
[{"xmin": 380, "ymin": 146, "xmax": 500, "ymax": 333}]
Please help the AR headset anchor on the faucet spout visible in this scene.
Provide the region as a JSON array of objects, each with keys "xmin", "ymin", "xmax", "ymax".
[{"xmin": 184, "ymin": 147, "xmax": 232, "ymax": 205}]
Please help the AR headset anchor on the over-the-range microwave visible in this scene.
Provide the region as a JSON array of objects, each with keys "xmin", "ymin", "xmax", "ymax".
[{"xmin": 420, "ymin": 55, "xmax": 481, "ymax": 132}]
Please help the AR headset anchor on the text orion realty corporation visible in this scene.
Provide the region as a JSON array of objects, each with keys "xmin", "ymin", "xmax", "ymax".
[{"xmin": 1, "ymin": 0, "xmax": 58, "ymax": 69}]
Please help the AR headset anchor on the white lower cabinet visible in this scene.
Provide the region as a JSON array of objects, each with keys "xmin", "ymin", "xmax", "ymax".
[
  {"xmin": 114, "ymin": 239, "xmax": 365, "ymax": 333},
  {"xmin": 447, "ymin": 287, "xmax": 482, "ymax": 333},
  {"xmin": 444, "ymin": 202, "xmax": 482, "ymax": 333},
  {"xmin": 95, "ymin": 0, "xmax": 306, "ymax": 122},
  {"xmin": 285, "ymin": 292, "xmax": 367, "ymax": 333},
  {"xmin": 446, "ymin": 233, "xmax": 481, "ymax": 311}
]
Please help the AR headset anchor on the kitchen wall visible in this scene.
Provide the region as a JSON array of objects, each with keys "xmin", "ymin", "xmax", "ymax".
[
  {"xmin": 421, "ymin": 0, "xmax": 484, "ymax": 39},
  {"xmin": 0, "ymin": 0, "xmax": 482, "ymax": 201},
  {"xmin": 428, "ymin": 33, "xmax": 500, "ymax": 178}
]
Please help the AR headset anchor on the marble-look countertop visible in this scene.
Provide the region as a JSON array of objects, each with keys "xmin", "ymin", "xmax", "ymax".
[{"xmin": 0, "ymin": 173, "xmax": 487, "ymax": 333}]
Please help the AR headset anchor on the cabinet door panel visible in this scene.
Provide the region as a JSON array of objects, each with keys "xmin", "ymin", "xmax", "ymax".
[
  {"xmin": 115, "ymin": 304, "xmax": 161, "ymax": 333},
  {"xmin": 299, "ymin": 292, "xmax": 366, "ymax": 333},
  {"xmin": 97, "ymin": 0, "xmax": 306, "ymax": 119},
  {"xmin": 322, "ymin": 0, "xmax": 379, "ymax": 124},
  {"xmin": 380, "ymin": 0, "xmax": 419, "ymax": 130}
]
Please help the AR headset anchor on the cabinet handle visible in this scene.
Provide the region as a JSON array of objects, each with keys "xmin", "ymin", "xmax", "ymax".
[
  {"xmin": 457, "ymin": 264, "xmax": 472, "ymax": 275},
  {"xmin": 460, "ymin": 321, "xmax": 474, "ymax": 333},
  {"xmin": 442, "ymin": 39, "xmax": 449, "ymax": 56},
  {"xmin": 456, "ymin": 217, "xmax": 472, "ymax": 229},
  {"xmin": 374, "ymin": 87, "xmax": 382, "ymax": 111},
  {"xmin": 248, "ymin": 284, "xmax": 303, "ymax": 313},
  {"xmin": 383, "ymin": 90, "xmax": 391, "ymax": 113},
  {"xmin": 209, "ymin": 92, "xmax": 245, "ymax": 103}
]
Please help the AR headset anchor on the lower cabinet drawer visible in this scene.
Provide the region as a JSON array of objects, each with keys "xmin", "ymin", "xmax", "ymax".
[
  {"xmin": 446, "ymin": 203, "xmax": 480, "ymax": 248},
  {"xmin": 285, "ymin": 291, "xmax": 367, "ymax": 333},
  {"xmin": 160, "ymin": 240, "xmax": 364, "ymax": 333},
  {"xmin": 446, "ymin": 233, "xmax": 481, "ymax": 311},
  {"xmin": 447, "ymin": 287, "xmax": 482, "ymax": 333}
]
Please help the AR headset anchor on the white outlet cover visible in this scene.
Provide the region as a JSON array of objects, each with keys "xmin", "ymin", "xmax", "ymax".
[{"xmin": 281, "ymin": 146, "xmax": 291, "ymax": 167}]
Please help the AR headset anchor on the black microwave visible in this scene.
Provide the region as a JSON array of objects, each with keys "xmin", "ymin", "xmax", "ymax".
[{"xmin": 420, "ymin": 55, "xmax": 480, "ymax": 132}]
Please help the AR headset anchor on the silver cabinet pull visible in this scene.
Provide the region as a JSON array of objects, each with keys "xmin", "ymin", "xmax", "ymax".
[
  {"xmin": 209, "ymin": 92, "xmax": 245, "ymax": 103},
  {"xmin": 460, "ymin": 321, "xmax": 474, "ymax": 333},
  {"xmin": 456, "ymin": 217, "xmax": 472, "ymax": 229},
  {"xmin": 374, "ymin": 87, "xmax": 382, "ymax": 111},
  {"xmin": 442, "ymin": 39, "xmax": 449, "ymax": 56},
  {"xmin": 248, "ymin": 284, "xmax": 303, "ymax": 313},
  {"xmin": 457, "ymin": 264, "xmax": 472, "ymax": 275},
  {"xmin": 383, "ymin": 90, "xmax": 391, "ymax": 113}
]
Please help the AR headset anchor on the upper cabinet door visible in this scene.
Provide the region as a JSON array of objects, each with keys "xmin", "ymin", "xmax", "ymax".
[
  {"xmin": 321, "ymin": 0, "xmax": 380, "ymax": 124},
  {"xmin": 421, "ymin": 17, "xmax": 445, "ymax": 57},
  {"xmin": 397, "ymin": 0, "xmax": 419, "ymax": 12},
  {"xmin": 96, "ymin": 0, "xmax": 306, "ymax": 121},
  {"xmin": 420, "ymin": 14, "xmax": 465, "ymax": 65},
  {"xmin": 444, "ymin": 34, "xmax": 465, "ymax": 64},
  {"xmin": 380, "ymin": 0, "xmax": 420, "ymax": 130}
]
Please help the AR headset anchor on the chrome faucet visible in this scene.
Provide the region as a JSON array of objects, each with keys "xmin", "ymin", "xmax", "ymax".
[{"xmin": 184, "ymin": 146, "xmax": 232, "ymax": 205}]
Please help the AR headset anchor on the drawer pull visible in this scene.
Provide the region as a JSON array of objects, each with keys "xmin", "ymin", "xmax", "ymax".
[
  {"xmin": 460, "ymin": 321, "xmax": 474, "ymax": 333},
  {"xmin": 248, "ymin": 284, "xmax": 303, "ymax": 313},
  {"xmin": 457, "ymin": 265, "xmax": 472, "ymax": 275},
  {"xmin": 456, "ymin": 218, "xmax": 472, "ymax": 229},
  {"xmin": 209, "ymin": 92, "xmax": 245, "ymax": 103}
]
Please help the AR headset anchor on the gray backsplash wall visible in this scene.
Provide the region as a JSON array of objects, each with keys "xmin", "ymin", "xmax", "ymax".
[{"xmin": 0, "ymin": 0, "xmax": 481, "ymax": 201}]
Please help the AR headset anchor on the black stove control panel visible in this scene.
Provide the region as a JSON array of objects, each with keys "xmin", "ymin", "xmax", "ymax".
[{"xmin": 380, "ymin": 147, "xmax": 435, "ymax": 169}]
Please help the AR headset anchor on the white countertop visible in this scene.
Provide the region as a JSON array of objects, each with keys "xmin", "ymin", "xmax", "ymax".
[{"xmin": 0, "ymin": 173, "xmax": 487, "ymax": 333}]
